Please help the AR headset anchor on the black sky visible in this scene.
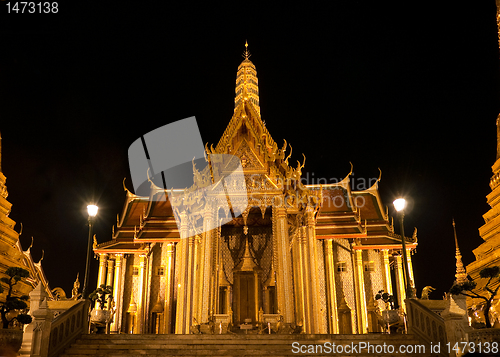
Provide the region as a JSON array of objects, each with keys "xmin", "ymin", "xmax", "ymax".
[{"xmin": 0, "ymin": 2, "xmax": 499, "ymax": 299}]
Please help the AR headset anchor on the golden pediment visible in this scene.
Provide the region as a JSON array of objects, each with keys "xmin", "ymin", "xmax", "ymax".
[{"xmin": 231, "ymin": 139, "xmax": 264, "ymax": 171}]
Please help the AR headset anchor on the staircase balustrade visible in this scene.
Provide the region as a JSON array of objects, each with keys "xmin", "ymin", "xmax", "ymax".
[
  {"xmin": 47, "ymin": 299, "xmax": 90, "ymax": 357},
  {"xmin": 28, "ymin": 298, "xmax": 90, "ymax": 357},
  {"xmin": 406, "ymin": 298, "xmax": 448, "ymax": 357}
]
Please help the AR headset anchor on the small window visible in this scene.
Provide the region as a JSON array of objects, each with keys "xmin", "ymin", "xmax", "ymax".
[
  {"xmin": 337, "ymin": 262, "xmax": 347, "ymax": 272},
  {"xmin": 132, "ymin": 266, "xmax": 139, "ymax": 276},
  {"xmin": 156, "ymin": 266, "xmax": 165, "ymax": 276},
  {"xmin": 364, "ymin": 261, "xmax": 375, "ymax": 272}
]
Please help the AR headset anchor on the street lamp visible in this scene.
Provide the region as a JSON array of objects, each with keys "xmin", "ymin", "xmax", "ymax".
[
  {"xmin": 82, "ymin": 204, "xmax": 98, "ymax": 298},
  {"xmin": 393, "ymin": 198, "xmax": 413, "ymax": 299}
]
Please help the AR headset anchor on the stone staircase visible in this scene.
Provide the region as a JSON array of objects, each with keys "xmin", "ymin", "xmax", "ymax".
[{"xmin": 59, "ymin": 333, "xmax": 433, "ymax": 357}]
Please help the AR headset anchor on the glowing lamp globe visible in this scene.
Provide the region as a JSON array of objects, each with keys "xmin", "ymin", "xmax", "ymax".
[
  {"xmin": 87, "ymin": 204, "xmax": 98, "ymax": 217},
  {"xmin": 393, "ymin": 198, "xmax": 406, "ymax": 212}
]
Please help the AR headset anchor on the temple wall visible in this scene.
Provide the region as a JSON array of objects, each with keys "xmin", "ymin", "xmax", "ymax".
[
  {"xmin": 363, "ymin": 249, "xmax": 385, "ymax": 332},
  {"xmin": 334, "ymin": 238, "xmax": 356, "ymax": 333},
  {"xmin": 364, "ymin": 250, "xmax": 385, "ymax": 306}
]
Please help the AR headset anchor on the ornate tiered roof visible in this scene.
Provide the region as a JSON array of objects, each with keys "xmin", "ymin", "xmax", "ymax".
[{"xmin": 96, "ymin": 44, "xmax": 416, "ymax": 255}]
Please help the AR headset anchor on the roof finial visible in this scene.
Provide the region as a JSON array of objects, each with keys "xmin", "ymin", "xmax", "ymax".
[
  {"xmin": 243, "ymin": 40, "xmax": 251, "ymax": 60},
  {"xmin": 452, "ymin": 219, "xmax": 467, "ymax": 284}
]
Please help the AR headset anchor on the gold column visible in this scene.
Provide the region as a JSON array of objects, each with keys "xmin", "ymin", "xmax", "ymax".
[
  {"xmin": 273, "ymin": 206, "xmax": 295, "ymax": 325},
  {"xmin": 137, "ymin": 254, "xmax": 147, "ymax": 334},
  {"xmin": 406, "ymin": 248, "xmax": 415, "ymax": 289},
  {"xmin": 111, "ymin": 254, "xmax": 123, "ymax": 333},
  {"xmin": 163, "ymin": 243, "xmax": 175, "ymax": 334},
  {"xmin": 226, "ymin": 286, "xmax": 232, "ymax": 314},
  {"xmin": 191, "ymin": 234, "xmax": 201, "ymax": 323},
  {"xmin": 306, "ymin": 208, "xmax": 324, "ymax": 333},
  {"xmin": 324, "ymin": 239, "xmax": 339, "ymax": 333},
  {"xmin": 300, "ymin": 226, "xmax": 312, "ymax": 333},
  {"xmin": 175, "ymin": 211, "xmax": 189, "ymax": 334},
  {"xmin": 395, "ymin": 255, "xmax": 406, "ymax": 311},
  {"xmin": 292, "ymin": 228, "xmax": 305, "ymax": 330},
  {"xmin": 382, "ymin": 250, "xmax": 393, "ymax": 295},
  {"xmin": 354, "ymin": 248, "xmax": 368, "ymax": 333},
  {"xmin": 106, "ymin": 259, "xmax": 115, "ymax": 288},
  {"xmin": 97, "ymin": 253, "xmax": 108, "ymax": 288},
  {"xmin": 185, "ymin": 232, "xmax": 195, "ymax": 331},
  {"xmin": 200, "ymin": 208, "xmax": 215, "ymax": 323},
  {"xmin": 214, "ymin": 226, "xmax": 221, "ymax": 315}
]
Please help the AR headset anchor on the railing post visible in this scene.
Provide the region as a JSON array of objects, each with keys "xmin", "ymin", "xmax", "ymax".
[
  {"xmin": 441, "ymin": 294, "xmax": 469, "ymax": 357},
  {"xmin": 20, "ymin": 283, "xmax": 49, "ymax": 355},
  {"xmin": 30, "ymin": 298, "xmax": 54, "ymax": 357}
]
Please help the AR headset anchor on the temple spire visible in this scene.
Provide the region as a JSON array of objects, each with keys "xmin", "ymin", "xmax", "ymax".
[
  {"xmin": 452, "ymin": 219, "xmax": 467, "ymax": 284},
  {"xmin": 235, "ymin": 42, "xmax": 260, "ymax": 116},
  {"xmin": 496, "ymin": 1, "xmax": 500, "ymax": 159},
  {"xmin": 243, "ymin": 40, "xmax": 250, "ymax": 60},
  {"xmin": 0, "ymin": 132, "xmax": 7, "ymax": 200}
]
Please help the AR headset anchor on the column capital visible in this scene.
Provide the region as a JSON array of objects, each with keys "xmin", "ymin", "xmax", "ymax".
[
  {"xmin": 115, "ymin": 254, "xmax": 123, "ymax": 268},
  {"xmin": 324, "ymin": 238, "xmax": 334, "ymax": 253},
  {"xmin": 305, "ymin": 209, "xmax": 316, "ymax": 225},
  {"xmin": 204, "ymin": 205, "xmax": 215, "ymax": 218},
  {"xmin": 274, "ymin": 205, "xmax": 286, "ymax": 215},
  {"xmin": 99, "ymin": 253, "xmax": 108, "ymax": 264}
]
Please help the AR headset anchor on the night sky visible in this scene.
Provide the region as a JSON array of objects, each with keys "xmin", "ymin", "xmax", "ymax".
[{"xmin": 1, "ymin": 2, "xmax": 499, "ymax": 300}]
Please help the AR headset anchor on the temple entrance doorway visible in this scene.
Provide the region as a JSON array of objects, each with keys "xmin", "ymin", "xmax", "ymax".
[{"xmin": 219, "ymin": 207, "xmax": 273, "ymax": 326}]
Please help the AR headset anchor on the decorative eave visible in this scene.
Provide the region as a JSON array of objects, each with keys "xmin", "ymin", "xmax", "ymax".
[
  {"xmin": 116, "ymin": 181, "xmax": 149, "ymax": 229},
  {"xmin": 18, "ymin": 240, "xmax": 54, "ymax": 299},
  {"xmin": 352, "ymin": 243, "xmax": 418, "ymax": 251},
  {"xmin": 351, "ymin": 169, "xmax": 388, "ymax": 221}
]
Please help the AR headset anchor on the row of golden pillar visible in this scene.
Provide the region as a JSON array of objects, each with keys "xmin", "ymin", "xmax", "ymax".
[
  {"xmin": 289, "ymin": 204, "xmax": 415, "ymax": 334},
  {"xmin": 96, "ymin": 243, "xmax": 176, "ymax": 334},
  {"xmin": 95, "ymin": 206, "xmax": 415, "ymax": 335},
  {"xmin": 175, "ymin": 209, "xmax": 218, "ymax": 333},
  {"xmin": 96, "ymin": 253, "xmax": 124, "ymax": 333},
  {"xmin": 288, "ymin": 207, "xmax": 328, "ymax": 334}
]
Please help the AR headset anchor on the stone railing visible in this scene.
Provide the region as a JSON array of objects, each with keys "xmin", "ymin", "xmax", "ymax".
[
  {"xmin": 406, "ymin": 299, "xmax": 448, "ymax": 357},
  {"xmin": 26, "ymin": 298, "xmax": 90, "ymax": 357},
  {"xmin": 47, "ymin": 299, "xmax": 90, "ymax": 357},
  {"xmin": 20, "ymin": 283, "xmax": 91, "ymax": 357},
  {"xmin": 407, "ymin": 294, "xmax": 477, "ymax": 357},
  {"xmin": 468, "ymin": 327, "xmax": 500, "ymax": 344}
]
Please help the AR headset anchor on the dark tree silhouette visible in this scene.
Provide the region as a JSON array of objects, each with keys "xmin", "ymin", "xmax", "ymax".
[{"xmin": 450, "ymin": 266, "xmax": 500, "ymax": 329}]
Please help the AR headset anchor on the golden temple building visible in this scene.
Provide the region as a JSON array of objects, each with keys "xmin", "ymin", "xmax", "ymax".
[
  {"xmin": 466, "ymin": 129, "xmax": 500, "ymax": 317},
  {"xmin": 0, "ymin": 133, "xmax": 53, "ymax": 308},
  {"xmin": 94, "ymin": 44, "xmax": 418, "ymax": 335},
  {"xmin": 465, "ymin": 0, "xmax": 500, "ymax": 322}
]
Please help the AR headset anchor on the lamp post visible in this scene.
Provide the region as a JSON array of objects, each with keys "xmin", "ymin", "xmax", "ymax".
[
  {"xmin": 83, "ymin": 204, "xmax": 98, "ymax": 299},
  {"xmin": 393, "ymin": 198, "xmax": 413, "ymax": 299}
]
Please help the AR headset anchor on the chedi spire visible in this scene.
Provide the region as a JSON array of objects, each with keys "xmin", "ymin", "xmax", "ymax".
[{"xmin": 452, "ymin": 219, "xmax": 467, "ymax": 284}]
